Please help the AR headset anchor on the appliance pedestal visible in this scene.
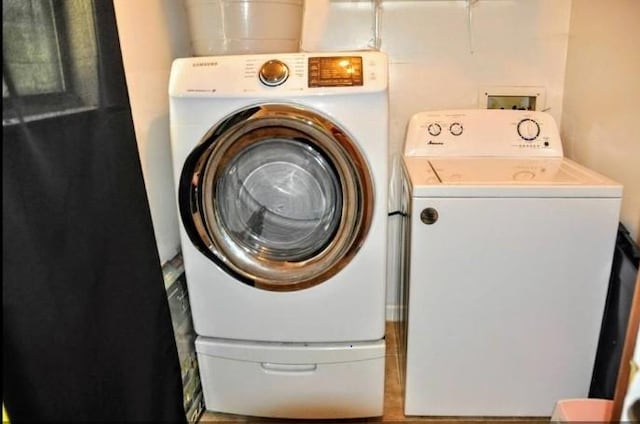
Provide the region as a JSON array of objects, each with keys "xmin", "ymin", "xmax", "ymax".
[{"xmin": 196, "ymin": 337, "xmax": 385, "ymax": 419}]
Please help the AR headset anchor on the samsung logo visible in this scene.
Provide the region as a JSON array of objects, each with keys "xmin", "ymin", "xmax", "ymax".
[{"xmin": 192, "ymin": 62, "xmax": 218, "ymax": 67}]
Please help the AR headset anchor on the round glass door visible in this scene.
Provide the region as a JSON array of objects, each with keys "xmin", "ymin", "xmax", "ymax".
[
  {"xmin": 216, "ymin": 138, "xmax": 342, "ymax": 262},
  {"xmin": 180, "ymin": 104, "xmax": 374, "ymax": 291}
]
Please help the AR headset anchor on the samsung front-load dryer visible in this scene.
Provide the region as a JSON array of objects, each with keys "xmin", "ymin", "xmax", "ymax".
[
  {"xmin": 169, "ymin": 52, "xmax": 388, "ymax": 418},
  {"xmin": 400, "ymin": 109, "xmax": 622, "ymax": 417}
]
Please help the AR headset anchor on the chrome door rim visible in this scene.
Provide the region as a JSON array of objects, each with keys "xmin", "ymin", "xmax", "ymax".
[{"xmin": 183, "ymin": 103, "xmax": 374, "ymax": 291}]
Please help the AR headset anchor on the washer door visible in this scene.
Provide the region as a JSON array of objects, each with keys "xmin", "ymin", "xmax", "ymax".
[{"xmin": 179, "ymin": 104, "xmax": 374, "ymax": 291}]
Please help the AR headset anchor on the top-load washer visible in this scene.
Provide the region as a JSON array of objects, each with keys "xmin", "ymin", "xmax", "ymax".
[
  {"xmin": 400, "ymin": 109, "xmax": 622, "ymax": 416},
  {"xmin": 169, "ymin": 51, "xmax": 388, "ymax": 418}
]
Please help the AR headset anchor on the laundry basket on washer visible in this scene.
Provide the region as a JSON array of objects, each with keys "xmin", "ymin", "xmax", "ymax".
[{"xmin": 185, "ymin": 0, "xmax": 304, "ymax": 56}]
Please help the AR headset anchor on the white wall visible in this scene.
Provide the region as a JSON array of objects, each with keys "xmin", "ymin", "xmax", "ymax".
[
  {"xmin": 313, "ymin": 0, "xmax": 571, "ymax": 162},
  {"xmin": 622, "ymin": 326, "xmax": 640, "ymax": 421},
  {"xmin": 113, "ymin": 0, "xmax": 192, "ymax": 264},
  {"xmin": 562, "ymin": 0, "xmax": 640, "ymax": 242}
]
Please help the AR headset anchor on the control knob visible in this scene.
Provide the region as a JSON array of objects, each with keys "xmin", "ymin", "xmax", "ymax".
[
  {"xmin": 517, "ymin": 118, "xmax": 541, "ymax": 142},
  {"xmin": 449, "ymin": 122, "xmax": 463, "ymax": 136},
  {"xmin": 428, "ymin": 123, "xmax": 442, "ymax": 137},
  {"xmin": 259, "ymin": 60, "xmax": 289, "ymax": 87}
]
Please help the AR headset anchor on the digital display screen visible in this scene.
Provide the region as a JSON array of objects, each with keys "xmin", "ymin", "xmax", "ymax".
[{"xmin": 308, "ymin": 56, "xmax": 363, "ymax": 88}]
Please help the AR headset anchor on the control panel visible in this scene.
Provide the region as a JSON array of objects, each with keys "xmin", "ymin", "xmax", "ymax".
[
  {"xmin": 169, "ymin": 51, "xmax": 387, "ymax": 98},
  {"xmin": 307, "ymin": 56, "xmax": 363, "ymax": 88},
  {"xmin": 404, "ymin": 109, "xmax": 563, "ymax": 157}
]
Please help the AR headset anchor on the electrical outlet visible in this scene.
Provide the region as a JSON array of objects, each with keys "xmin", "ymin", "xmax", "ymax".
[
  {"xmin": 487, "ymin": 95, "xmax": 537, "ymax": 111},
  {"xmin": 479, "ymin": 86, "xmax": 546, "ymax": 111}
]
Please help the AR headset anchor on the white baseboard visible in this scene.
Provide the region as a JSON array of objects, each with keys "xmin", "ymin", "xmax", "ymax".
[{"xmin": 386, "ymin": 304, "xmax": 403, "ymax": 322}]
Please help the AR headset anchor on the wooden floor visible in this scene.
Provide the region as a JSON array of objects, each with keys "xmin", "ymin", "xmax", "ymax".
[{"xmin": 198, "ymin": 323, "xmax": 550, "ymax": 423}]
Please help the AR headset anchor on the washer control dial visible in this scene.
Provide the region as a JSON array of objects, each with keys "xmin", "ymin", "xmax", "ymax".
[
  {"xmin": 258, "ymin": 60, "xmax": 290, "ymax": 87},
  {"xmin": 428, "ymin": 123, "xmax": 442, "ymax": 137},
  {"xmin": 449, "ymin": 122, "xmax": 463, "ymax": 136},
  {"xmin": 517, "ymin": 118, "xmax": 541, "ymax": 142}
]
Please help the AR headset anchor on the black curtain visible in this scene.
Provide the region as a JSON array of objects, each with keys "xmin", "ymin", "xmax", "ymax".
[{"xmin": 2, "ymin": 1, "xmax": 185, "ymax": 422}]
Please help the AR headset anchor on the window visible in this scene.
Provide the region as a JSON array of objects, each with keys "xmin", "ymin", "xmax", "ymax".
[{"xmin": 3, "ymin": 0, "xmax": 98, "ymax": 125}]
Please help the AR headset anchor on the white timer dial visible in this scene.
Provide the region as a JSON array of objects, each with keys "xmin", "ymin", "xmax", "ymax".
[
  {"xmin": 449, "ymin": 122, "xmax": 463, "ymax": 136},
  {"xmin": 517, "ymin": 118, "xmax": 541, "ymax": 142},
  {"xmin": 428, "ymin": 123, "xmax": 442, "ymax": 136}
]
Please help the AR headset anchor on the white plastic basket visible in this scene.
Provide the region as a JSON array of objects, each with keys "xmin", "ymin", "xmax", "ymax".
[
  {"xmin": 550, "ymin": 398, "xmax": 613, "ymax": 422},
  {"xmin": 185, "ymin": 0, "xmax": 304, "ymax": 56}
]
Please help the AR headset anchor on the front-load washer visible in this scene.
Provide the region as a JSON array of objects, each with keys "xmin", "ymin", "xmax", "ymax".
[
  {"xmin": 399, "ymin": 109, "xmax": 622, "ymax": 417},
  {"xmin": 169, "ymin": 52, "xmax": 388, "ymax": 418}
]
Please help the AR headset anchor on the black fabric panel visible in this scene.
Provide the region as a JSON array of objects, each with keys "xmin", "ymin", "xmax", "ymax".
[
  {"xmin": 2, "ymin": 1, "xmax": 185, "ymax": 422},
  {"xmin": 3, "ymin": 110, "xmax": 184, "ymax": 422},
  {"xmin": 589, "ymin": 224, "xmax": 640, "ymax": 399}
]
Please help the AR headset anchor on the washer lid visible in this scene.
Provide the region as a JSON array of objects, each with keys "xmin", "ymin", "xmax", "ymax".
[
  {"xmin": 431, "ymin": 158, "xmax": 602, "ymax": 184},
  {"xmin": 404, "ymin": 157, "xmax": 622, "ymax": 198}
]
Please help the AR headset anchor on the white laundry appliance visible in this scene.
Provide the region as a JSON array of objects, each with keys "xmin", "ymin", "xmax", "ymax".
[
  {"xmin": 399, "ymin": 109, "xmax": 622, "ymax": 417},
  {"xmin": 168, "ymin": 52, "xmax": 388, "ymax": 419}
]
